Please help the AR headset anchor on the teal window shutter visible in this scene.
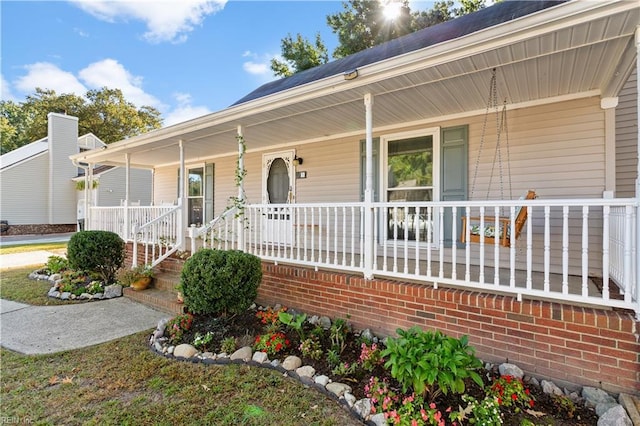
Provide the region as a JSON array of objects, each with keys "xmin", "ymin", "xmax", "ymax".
[
  {"xmin": 440, "ymin": 125, "xmax": 468, "ymax": 247},
  {"xmin": 359, "ymin": 137, "xmax": 380, "ymax": 202},
  {"xmin": 204, "ymin": 163, "xmax": 214, "ymax": 223}
]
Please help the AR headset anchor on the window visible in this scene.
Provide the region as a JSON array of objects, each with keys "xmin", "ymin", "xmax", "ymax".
[
  {"xmin": 188, "ymin": 167, "xmax": 203, "ymax": 226},
  {"xmin": 383, "ymin": 129, "xmax": 440, "ymax": 243}
]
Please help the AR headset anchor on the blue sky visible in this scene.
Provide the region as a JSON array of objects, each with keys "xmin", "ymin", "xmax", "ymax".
[{"xmin": 1, "ymin": 1, "xmax": 433, "ymax": 127}]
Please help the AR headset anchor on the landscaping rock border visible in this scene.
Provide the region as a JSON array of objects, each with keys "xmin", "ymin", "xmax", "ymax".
[
  {"xmin": 148, "ymin": 317, "xmax": 633, "ymax": 426},
  {"xmin": 29, "ymin": 271, "xmax": 122, "ymax": 301}
]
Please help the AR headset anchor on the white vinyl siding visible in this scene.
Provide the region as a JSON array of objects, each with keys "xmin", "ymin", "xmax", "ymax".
[
  {"xmin": 0, "ymin": 153, "xmax": 50, "ymax": 224},
  {"xmin": 94, "ymin": 168, "xmax": 153, "ymax": 206},
  {"xmin": 153, "ymin": 166, "xmax": 178, "ymax": 205},
  {"xmin": 616, "ymin": 67, "xmax": 638, "ymax": 198}
]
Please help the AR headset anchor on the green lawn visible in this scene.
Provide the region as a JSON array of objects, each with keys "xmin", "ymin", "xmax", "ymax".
[
  {"xmin": 0, "ymin": 267, "xmax": 66, "ymax": 305},
  {"xmin": 1, "ymin": 333, "xmax": 360, "ymax": 425}
]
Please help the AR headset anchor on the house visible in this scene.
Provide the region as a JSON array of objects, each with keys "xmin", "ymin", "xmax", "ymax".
[
  {"xmin": 71, "ymin": 1, "xmax": 639, "ymax": 394},
  {"xmin": 0, "ymin": 112, "xmax": 152, "ymax": 235}
]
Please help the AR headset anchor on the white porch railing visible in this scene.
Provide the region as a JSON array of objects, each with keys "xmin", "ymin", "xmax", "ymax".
[
  {"xmin": 89, "ymin": 204, "xmax": 183, "ymax": 267},
  {"xmin": 219, "ymin": 199, "xmax": 638, "ymax": 318},
  {"xmin": 188, "ymin": 206, "xmax": 238, "ymax": 253},
  {"xmin": 90, "ymin": 198, "xmax": 639, "ymax": 318}
]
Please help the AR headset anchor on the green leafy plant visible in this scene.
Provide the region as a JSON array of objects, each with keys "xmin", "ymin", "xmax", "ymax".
[
  {"xmin": 358, "ymin": 342, "xmax": 383, "ymax": 372},
  {"xmin": 278, "ymin": 311, "xmax": 306, "ymax": 340},
  {"xmin": 299, "ymin": 337, "xmax": 323, "ymax": 360},
  {"xmin": 326, "ymin": 349, "xmax": 340, "ymax": 368},
  {"xmin": 46, "ymin": 255, "xmax": 69, "ymax": 274},
  {"xmin": 166, "ymin": 313, "xmax": 194, "ymax": 344},
  {"xmin": 329, "ymin": 317, "xmax": 349, "ymax": 354},
  {"xmin": 454, "ymin": 394, "xmax": 503, "ymax": 425},
  {"xmin": 331, "ymin": 361, "xmax": 358, "ymax": 378},
  {"xmin": 551, "ymin": 394, "xmax": 576, "ymax": 419},
  {"xmin": 220, "ymin": 337, "xmax": 237, "ymax": 354},
  {"xmin": 253, "ymin": 332, "xmax": 289, "ymax": 357},
  {"xmin": 381, "ymin": 327, "xmax": 483, "ymax": 400},
  {"xmin": 86, "ymin": 280, "xmax": 103, "ymax": 294},
  {"xmin": 193, "ymin": 332, "xmax": 215, "ymax": 352},
  {"xmin": 67, "ymin": 231, "xmax": 124, "ymax": 284},
  {"xmin": 488, "ymin": 375, "xmax": 534, "ymax": 411},
  {"xmin": 180, "ymin": 249, "xmax": 261, "ymax": 316}
]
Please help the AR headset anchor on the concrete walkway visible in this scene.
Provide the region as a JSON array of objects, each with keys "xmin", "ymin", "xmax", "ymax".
[
  {"xmin": 0, "ymin": 298, "xmax": 168, "ymax": 355},
  {"xmin": 0, "ymin": 234, "xmax": 169, "ymax": 355}
]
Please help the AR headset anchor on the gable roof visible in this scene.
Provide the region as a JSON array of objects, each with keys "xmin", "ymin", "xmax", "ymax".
[
  {"xmin": 1, "ymin": 133, "xmax": 106, "ymax": 171},
  {"xmin": 0, "ymin": 138, "xmax": 48, "ymax": 170},
  {"xmin": 232, "ymin": 0, "xmax": 567, "ymax": 106}
]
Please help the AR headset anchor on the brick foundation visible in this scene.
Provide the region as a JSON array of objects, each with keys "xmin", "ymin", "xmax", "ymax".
[
  {"xmin": 258, "ymin": 262, "xmax": 640, "ymax": 395},
  {"xmin": 0, "ymin": 223, "xmax": 76, "ymax": 236}
]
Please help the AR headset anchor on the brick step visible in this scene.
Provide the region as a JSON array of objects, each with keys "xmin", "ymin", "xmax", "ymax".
[
  {"xmin": 124, "ymin": 287, "xmax": 185, "ymax": 315},
  {"xmin": 152, "ymin": 271, "xmax": 181, "ymax": 292}
]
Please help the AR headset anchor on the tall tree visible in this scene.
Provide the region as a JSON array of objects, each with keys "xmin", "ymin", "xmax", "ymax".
[
  {"xmin": 0, "ymin": 87, "xmax": 162, "ymax": 154},
  {"xmin": 327, "ymin": 0, "xmax": 412, "ymax": 59},
  {"xmin": 271, "ymin": 33, "xmax": 329, "ymax": 78},
  {"xmin": 272, "ymin": 0, "xmax": 488, "ymax": 77}
]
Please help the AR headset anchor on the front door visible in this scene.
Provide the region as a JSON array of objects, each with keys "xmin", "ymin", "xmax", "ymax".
[{"xmin": 262, "ymin": 151, "xmax": 295, "ymax": 245}]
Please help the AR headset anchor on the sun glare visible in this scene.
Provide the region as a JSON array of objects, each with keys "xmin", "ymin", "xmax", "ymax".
[{"xmin": 382, "ymin": 1, "xmax": 402, "ymax": 21}]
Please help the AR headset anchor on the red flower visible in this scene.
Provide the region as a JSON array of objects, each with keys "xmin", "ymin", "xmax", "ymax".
[
  {"xmin": 275, "ymin": 343, "xmax": 282, "ymax": 351},
  {"xmin": 511, "ymin": 393, "xmax": 518, "ymax": 401},
  {"xmin": 529, "ymin": 399, "xmax": 535, "ymax": 407}
]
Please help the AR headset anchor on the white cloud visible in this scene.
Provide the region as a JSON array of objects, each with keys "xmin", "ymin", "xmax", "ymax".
[
  {"xmin": 164, "ymin": 92, "xmax": 211, "ymax": 126},
  {"xmin": 242, "ymin": 51, "xmax": 275, "ymax": 77},
  {"xmin": 11, "ymin": 60, "xmax": 161, "ymax": 109},
  {"xmin": 78, "ymin": 59, "xmax": 160, "ymax": 107},
  {"xmin": 14, "ymin": 62, "xmax": 88, "ymax": 96},
  {"xmin": 73, "ymin": 27, "xmax": 89, "ymax": 37},
  {"xmin": 1, "ymin": 74, "xmax": 17, "ymax": 101},
  {"xmin": 70, "ymin": 0, "xmax": 227, "ymax": 44}
]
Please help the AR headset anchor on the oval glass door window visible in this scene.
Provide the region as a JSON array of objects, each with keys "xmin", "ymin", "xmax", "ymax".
[{"xmin": 267, "ymin": 158, "xmax": 289, "ymax": 203}]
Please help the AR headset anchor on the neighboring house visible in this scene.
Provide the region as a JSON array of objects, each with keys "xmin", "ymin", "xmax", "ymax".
[
  {"xmin": 72, "ymin": 1, "xmax": 639, "ymax": 394},
  {"xmin": 0, "ymin": 112, "xmax": 152, "ymax": 235}
]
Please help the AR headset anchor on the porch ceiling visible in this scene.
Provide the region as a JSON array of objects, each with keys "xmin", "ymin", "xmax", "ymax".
[{"xmin": 72, "ymin": 1, "xmax": 638, "ymax": 169}]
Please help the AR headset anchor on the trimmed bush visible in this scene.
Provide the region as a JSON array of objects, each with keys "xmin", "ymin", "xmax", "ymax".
[
  {"xmin": 67, "ymin": 231, "xmax": 125, "ymax": 284},
  {"xmin": 180, "ymin": 249, "xmax": 262, "ymax": 316}
]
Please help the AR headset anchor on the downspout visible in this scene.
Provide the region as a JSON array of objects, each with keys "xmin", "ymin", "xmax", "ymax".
[
  {"xmin": 364, "ymin": 93, "xmax": 374, "ymax": 279},
  {"xmin": 237, "ymin": 125, "xmax": 245, "ymax": 251}
]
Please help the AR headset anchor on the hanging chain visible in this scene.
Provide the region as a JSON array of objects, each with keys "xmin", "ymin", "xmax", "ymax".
[
  {"xmin": 485, "ymin": 69, "xmax": 500, "ymax": 201},
  {"xmin": 470, "ymin": 68, "xmax": 497, "ymax": 200},
  {"xmin": 501, "ymin": 101, "xmax": 513, "ymax": 201}
]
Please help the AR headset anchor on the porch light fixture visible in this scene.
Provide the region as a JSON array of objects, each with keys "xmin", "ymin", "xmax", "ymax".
[
  {"xmin": 343, "ymin": 69, "xmax": 358, "ymax": 81},
  {"xmin": 293, "ymin": 155, "xmax": 303, "ymax": 166}
]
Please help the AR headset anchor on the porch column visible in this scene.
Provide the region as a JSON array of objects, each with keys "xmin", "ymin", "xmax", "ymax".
[
  {"xmin": 601, "ymin": 97, "xmax": 618, "ymax": 194},
  {"xmin": 364, "ymin": 93, "xmax": 374, "ymax": 279},
  {"xmin": 87, "ymin": 164, "xmax": 94, "ymax": 230},
  {"xmin": 178, "ymin": 140, "xmax": 186, "ymax": 251},
  {"xmin": 237, "ymin": 125, "xmax": 245, "ymax": 251},
  {"xmin": 124, "ymin": 153, "xmax": 130, "ymax": 241},
  {"xmin": 635, "ymin": 26, "xmax": 640, "ymax": 320}
]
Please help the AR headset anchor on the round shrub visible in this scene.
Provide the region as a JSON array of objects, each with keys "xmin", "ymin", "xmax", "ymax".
[
  {"xmin": 180, "ymin": 249, "xmax": 262, "ymax": 316},
  {"xmin": 67, "ymin": 231, "xmax": 125, "ymax": 284}
]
